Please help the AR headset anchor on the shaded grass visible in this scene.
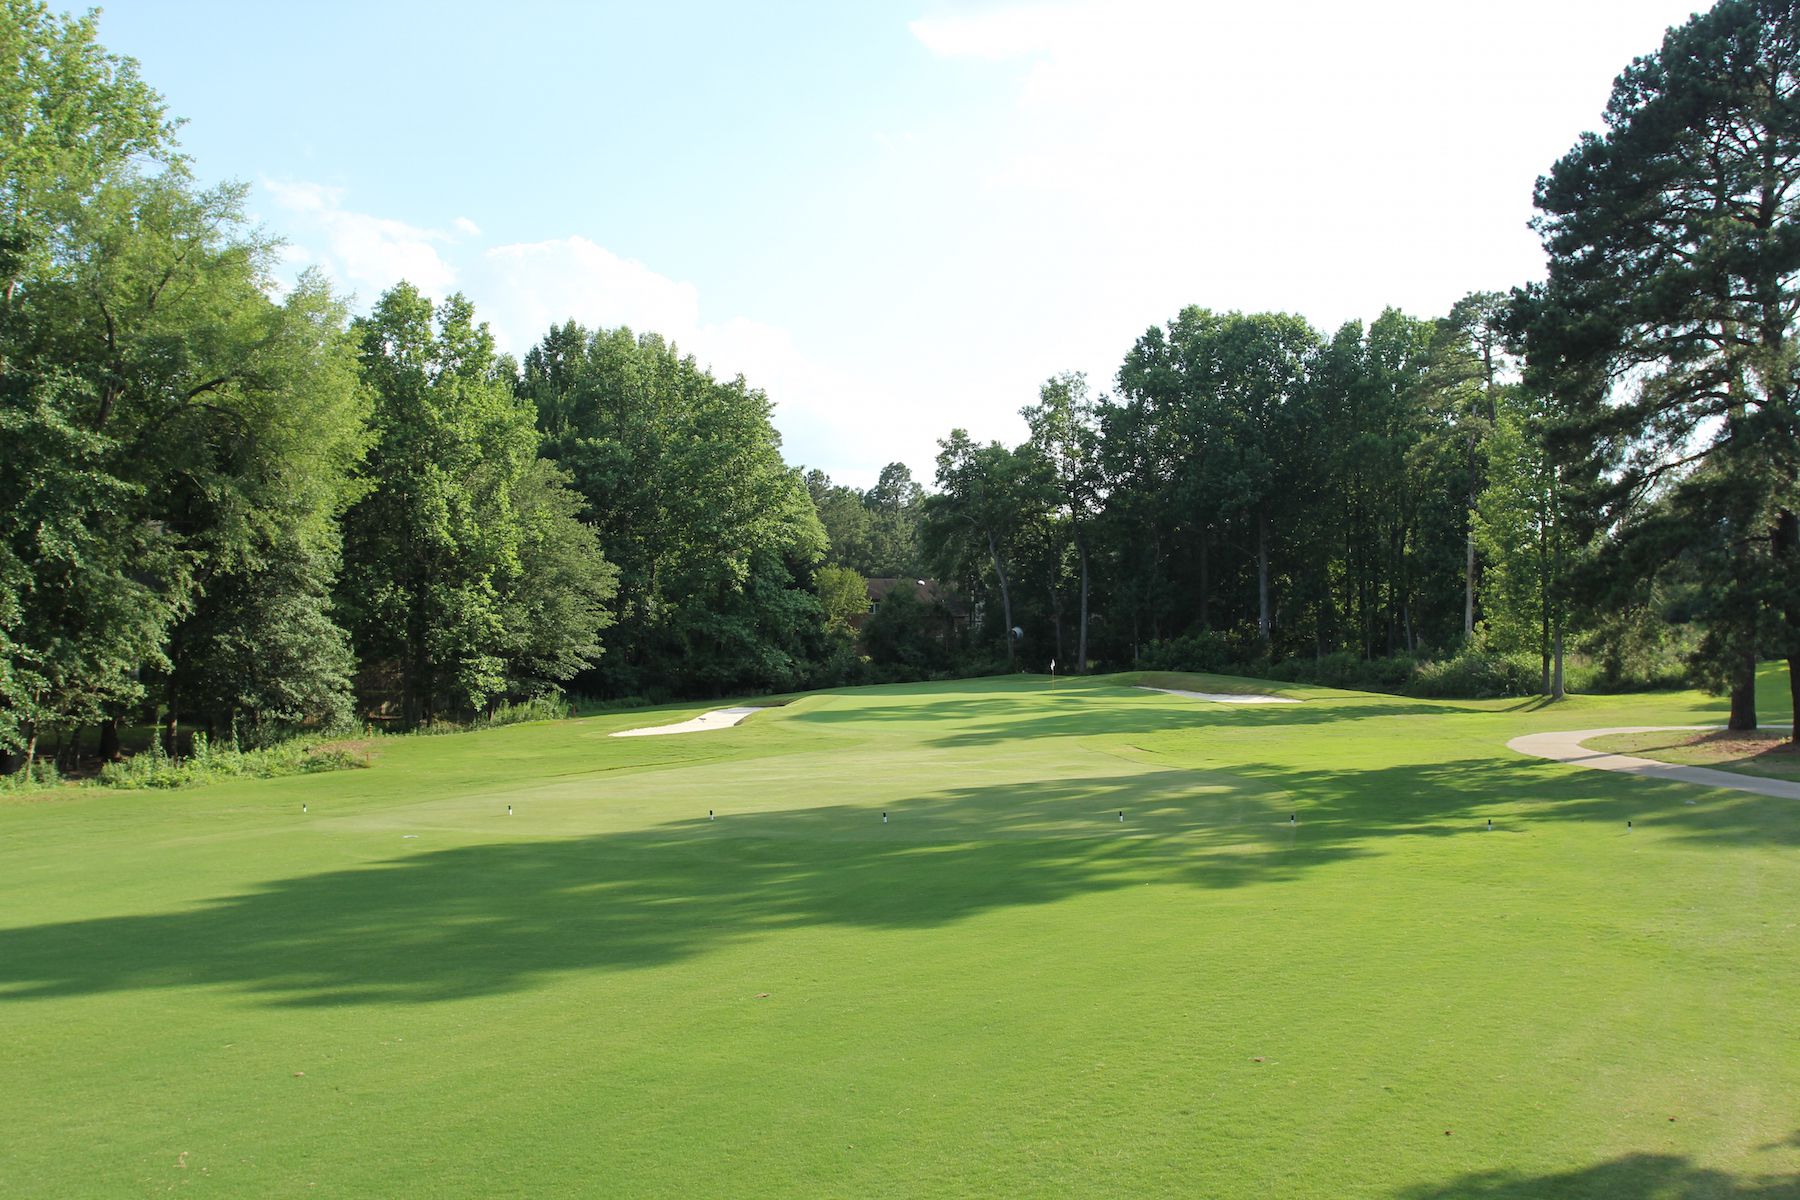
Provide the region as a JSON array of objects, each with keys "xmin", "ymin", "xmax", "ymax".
[{"xmin": 0, "ymin": 667, "xmax": 1794, "ymax": 1197}]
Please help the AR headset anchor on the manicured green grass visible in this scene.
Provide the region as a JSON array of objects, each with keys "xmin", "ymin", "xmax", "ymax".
[{"xmin": 2, "ymin": 668, "xmax": 1795, "ymax": 1197}]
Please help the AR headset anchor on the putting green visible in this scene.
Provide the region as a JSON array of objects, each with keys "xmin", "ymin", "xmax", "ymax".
[{"xmin": 2, "ymin": 668, "xmax": 1795, "ymax": 1197}]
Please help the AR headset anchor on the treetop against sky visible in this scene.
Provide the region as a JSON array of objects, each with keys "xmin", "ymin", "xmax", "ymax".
[{"xmin": 92, "ymin": 0, "xmax": 1700, "ymax": 485}]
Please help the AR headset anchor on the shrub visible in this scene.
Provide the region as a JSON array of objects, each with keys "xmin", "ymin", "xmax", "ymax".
[
  {"xmin": 92, "ymin": 732, "xmax": 368, "ymax": 789},
  {"xmin": 1137, "ymin": 630, "xmax": 1235, "ymax": 674},
  {"xmin": 0, "ymin": 760, "xmax": 61, "ymax": 793},
  {"xmin": 415, "ymin": 695, "xmax": 574, "ymax": 735},
  {"xmin": 1405, "ymin": 648, "xmax": 1536, "ymax": 699}
]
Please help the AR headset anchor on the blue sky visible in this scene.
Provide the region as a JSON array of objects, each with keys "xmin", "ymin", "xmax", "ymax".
[{"xmin": 97, "ymin": 0, "xmax": 1703, "ymax": 485}]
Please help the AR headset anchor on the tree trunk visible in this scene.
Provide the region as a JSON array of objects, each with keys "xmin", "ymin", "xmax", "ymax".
[
  {"xmin": 1198, "ymin": 528, "xmax": 1210, "ymax": 630},
  {"xmin": 1729, "ymin": 650, "xmax": 1758, "ymax": 732},
  {"xmin": 1778, "ymin": 509, "xmax": 1799, "ymax": 744},
  {"xmin": 988, "ymin": 529, "xmax": 1014, "ymax": 670},
  {"xmin": 1539, "ymin": 520, "xmax": 1552, "ymax": 695},
  {"xmin": 1540, "ymin": 604, "xmax": 1551, "ymax": 697},
  {"xmin": 1256, "ymin": 510, "xmax": 1272, "ymax": 649},
  {"xmin": 1789, "ymin": 653, "xmax": 1799, "ymax": 747},
  {"xmin": 1076, "ymin": 533, "xmax": 1090, "ymax": 674},
  {"xmin": 98, "ymin": 715, "xmax": 121, "ymax": 762},
  {"xmin": 1552, "ymin": 627, "xmax": 1565, "ymax": 701},
  {"xmin": 163, "ymin": 679, "xmax": 180, "ymax": 760},
  {"xmin": 1464, "ymin": 530, "xmax": 1477, "ymax": 641}
]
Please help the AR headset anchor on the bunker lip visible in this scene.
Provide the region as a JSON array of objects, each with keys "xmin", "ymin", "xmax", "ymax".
[
  {"xmin": 1136, "ymin": 685, "xmax": 1300, "ymax": 705},
  {"xmin": 611, "ymin": 707, "xmax": 767, "ymax": 738},
  {"xmin": 1507, "ymin": 725, "xmax": 1800, "ymax": 800}
]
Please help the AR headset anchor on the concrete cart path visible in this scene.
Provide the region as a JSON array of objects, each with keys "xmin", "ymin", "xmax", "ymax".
[{"xmin": 1507, "ymin": 725, "xmax": 1800, "ymax": 800}]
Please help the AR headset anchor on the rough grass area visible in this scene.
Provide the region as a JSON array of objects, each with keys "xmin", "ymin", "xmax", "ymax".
[
  {"xmin": 1, "ymin": 665, "xmax": 1794, "ymax": 1197},
  {"xmin": 1586, "ymin": 724, "xmax": 1800, "ymax": 784}
]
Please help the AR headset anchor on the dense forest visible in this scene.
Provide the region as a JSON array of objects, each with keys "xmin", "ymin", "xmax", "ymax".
[{"xmin": 2, "ymin": 0, "xmax": 1796, "ymax": 777}]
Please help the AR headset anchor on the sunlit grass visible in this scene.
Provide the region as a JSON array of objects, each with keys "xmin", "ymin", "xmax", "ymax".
[{"xmin": 1, "ymin": 667, "xmax": 1794, "ymax": 1197}]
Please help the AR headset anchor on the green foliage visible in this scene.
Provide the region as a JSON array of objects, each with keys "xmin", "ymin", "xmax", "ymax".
[
  {"xmin": 1137, "ymin": 630, "xmax": 1236, "ymax": 674},
  {"xmin": 91, "ymin": 730, "xmax": 366, "ymax": 789},
  {"xmin": 0, "ymin": 0, "xmax": 177, "ymax": 293},
  {"xmin": 1404, "ymin": 646, "xmax": 1536, "ymax": 699},
  {"xmin": 0, "ymin": 755, "xmax": 55, "ymax": 791},
  {"xmin": 805, "ymin": 463, "xmax": 926, "ymax": 579},
  {"xmin": 0, "ymin": 372, "xmax": 178, "ymax": 753},
  {"xmin": 522, "ymin": 322, "xmax": 819, "ymax": 697},
  {"xmin": 1138, "ymin": 634, "xmax": 1539, "ymax": 698},
  {"xmin": 170, "ymin": 540, "xmax": 358, "ymax": 745},
  {"xmin": 1521, "ymin": 0, "xmax": 1800, "ymax": 724},
  {"xmin": 341, "ymin": 289, "xmax": 613, "ymax": 721},
  {"xmin": 415, "ymin": 694, "xmax": 574, "ymax": 735},
  {"xmin": 860, "ymin": 582, "xmax": 949, "ymax": 674},
  {"xmin": 815, "ymin": 564, "xmax": 868, "ymax": 635},
  {"xmin": 922, "ymin": 430, "xmax": 1045, "ymax": 668}
]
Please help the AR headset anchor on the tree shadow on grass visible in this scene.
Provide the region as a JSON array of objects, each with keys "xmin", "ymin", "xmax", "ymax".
[
  {"xmin": 0, "ymin": 769, "xmax": 1364, "ymax": 1008},
  {"xmin": 0, "ymin": 746, "xmax": 1789, "ymax": 1009},
  {"xmin": 789, "ymin": 679, "xmax": 1475, "ymax": 748},
  {"xmin": 1397, "ymin": 1151, "xmax": 1800, "ymax": 1199}
]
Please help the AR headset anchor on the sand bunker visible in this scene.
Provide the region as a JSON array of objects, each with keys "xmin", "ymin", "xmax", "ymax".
[
  {"xmin": 611, "ymin": 707, "xmax": 766, "ymax": 737},
  {"xmin": 1136, "ymin": 685, "xmax": 1299, "ymax": 705}
]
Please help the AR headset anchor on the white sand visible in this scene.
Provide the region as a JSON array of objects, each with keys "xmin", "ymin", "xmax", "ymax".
[
  {"xmin": 1136, "ymin": 685, "xmax": 1299, "ymax": 705},
  {"xmin": 610, "ymin": 707, "xmax": 766, "ymax": 737}
]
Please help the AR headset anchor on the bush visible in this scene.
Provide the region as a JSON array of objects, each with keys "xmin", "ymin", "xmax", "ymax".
[
  {"xmin": 1138, "ymin": 630, "xmax": 1235, "ymax": 674},
  {"xmin": 570, "ymin": 694, "xmax": 655, "ymax": 715},
  {"xmin": 1260, "ymin": 651, "xmax": 1417, "ymax": 692},
  {"xmin": 1405, "ymin": 648, "xmax": 1537, "ymax": 699},
  {"xmin": 92, "ymin": 732, "xmax": 368, "ymax": 789},
  {"xmin": 0, "ymin": 760, "xmax": 61, "ymax": 793},
  {"xmin": 416, "ymin": 695, "xmax": 574, "ymax": 735}
]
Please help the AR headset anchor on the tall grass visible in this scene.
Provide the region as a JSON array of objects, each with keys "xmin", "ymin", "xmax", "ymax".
[
  {"xmin": 415, "ymin": 695, "xmax": 573, "ymax": 735},
  {"xmin": 93, "ymin": 732, "xmax": 368, "ymax": 790}
]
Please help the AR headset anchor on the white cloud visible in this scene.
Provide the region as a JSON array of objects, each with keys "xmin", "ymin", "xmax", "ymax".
[
  {"xmin": 470, "ymin": 236, "xmax": 911, "ymax": 482},
  {"xmin": 473, "ymin": 236, "xmax": 702, "ymax": 353},
  {"xmin": 245, "ymin": 187, "xmax": 912, "ymax": 483},
  {"xmin": 896, "ymin": 0, "xmax": 1708, "ymax": 436},
  {"xmin": 261, "ymin": 179, "xmax": 459, "ymax": 300}
]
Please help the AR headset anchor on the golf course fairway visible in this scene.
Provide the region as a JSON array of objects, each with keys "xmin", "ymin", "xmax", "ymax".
[{"xmin": 2, "ymin": 668, "xmax": 1795, "ymax": 1198}]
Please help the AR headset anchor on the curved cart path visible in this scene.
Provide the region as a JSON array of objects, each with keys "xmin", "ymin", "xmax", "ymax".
[{"xmin": 1507, "ymin": 725, "xmax": 1800, "ymax": 800}]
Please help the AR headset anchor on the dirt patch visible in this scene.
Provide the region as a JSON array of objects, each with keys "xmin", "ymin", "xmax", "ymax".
[{"xmin": 1615, "ymin": 728, "xmax": 1799, "ymax": 766}]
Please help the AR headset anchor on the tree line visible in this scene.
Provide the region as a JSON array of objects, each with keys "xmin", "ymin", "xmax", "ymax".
[
  {"xmin": 3, "ymin": 0, "xmax": 1796, "ymax": 776},
  {"xmin": 0, "ymin": 1, "xmax": 854, "ymax": 771},
  {"xmin": 854, "ymin": 0, "xmax": 1800, "ymax": 736}
]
